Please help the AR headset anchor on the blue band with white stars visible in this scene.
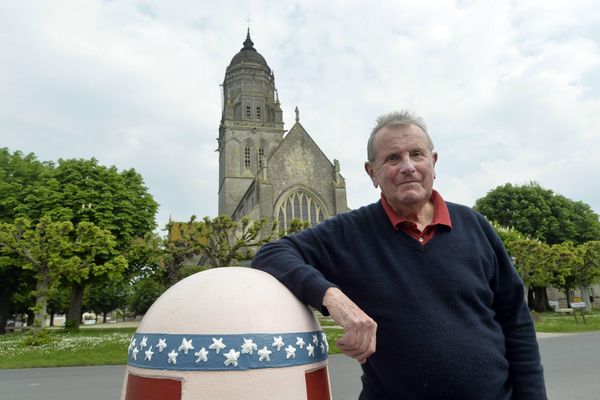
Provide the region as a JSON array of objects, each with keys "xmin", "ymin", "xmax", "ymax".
[{"xmin": 127, "ymin": 331, "xmax": 328, "ymax": 371}]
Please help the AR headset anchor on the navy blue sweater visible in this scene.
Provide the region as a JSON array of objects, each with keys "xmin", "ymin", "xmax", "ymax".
[{"xmin": 252, "ymin": 201, "xmax": 546, "ymax": 399}]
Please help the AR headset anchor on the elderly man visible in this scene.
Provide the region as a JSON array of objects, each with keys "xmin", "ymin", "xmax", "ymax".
[{"xmin": 251, "ymin": 110, "xmax": 547, "ymax": 399}]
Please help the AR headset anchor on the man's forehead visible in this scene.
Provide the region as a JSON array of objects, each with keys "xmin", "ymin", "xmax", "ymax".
[{"xmin": 376, "ymin": 124, "xmax": 430, "ymax": 147}]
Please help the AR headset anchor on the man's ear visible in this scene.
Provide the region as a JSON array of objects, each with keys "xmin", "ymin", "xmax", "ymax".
[
  {"xmin": 364, "ymin": 161, "xmax": 378, "ymax": 188},
  {"xmin": 432, "ymin": 152, "xmax": 438, "ymax": 179}
]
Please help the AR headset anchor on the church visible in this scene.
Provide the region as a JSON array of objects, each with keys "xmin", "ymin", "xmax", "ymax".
[{"xmin": 218, "ymin": 30, "xmax": 349, "ymax": 231}]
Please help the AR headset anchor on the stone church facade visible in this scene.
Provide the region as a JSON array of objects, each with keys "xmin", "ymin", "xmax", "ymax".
[{"xmin": 218, "ymin": 31, "xmax": 348, "ymax": 231}]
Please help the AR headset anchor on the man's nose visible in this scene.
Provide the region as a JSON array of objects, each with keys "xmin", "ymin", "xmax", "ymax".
[{"xmin": 398, "ymin": 157, "xmax": 416, "ymax": 173}]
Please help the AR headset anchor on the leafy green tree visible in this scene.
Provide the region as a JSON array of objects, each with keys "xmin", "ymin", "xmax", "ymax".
[
  {"xmin": 163, "ymin": 216, "xmax": 277, "ymax": 285},
  {"xmin": 474, "ymin": 182, "xmax": 600, "ymax": 244},
  {"xmin": 565, "ymin": 241, "xmax": 600, "ymax": 310},
  {"xmin": 129, "ymin": 275, "xmax": 165, "ymax": 317},
  {"xmin": 58, "ymin": 222, "xmax": 127, "ymax": 331},
  {"xmin": 509, "ymin": 238, "xmax": 571, "ymax": 312},
  {"xmin": 0, "ymin": 216, "xmax": 73, "ymax": 332},
  {"xmin": 85, "ymin": 278, "xmax": 131, "ymax": 323},
  {"xmin": 194, "ymin": 215, "xmax": 277, "ymax": 269},
  {"xmin": 0, "ymin": 149, "xmax": 52, "ymax": 333}
]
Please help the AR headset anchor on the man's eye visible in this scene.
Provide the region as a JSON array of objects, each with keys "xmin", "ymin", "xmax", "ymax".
[{"xmin": 385, "ymin": 155, "xmax": 399, "ymax": 162}]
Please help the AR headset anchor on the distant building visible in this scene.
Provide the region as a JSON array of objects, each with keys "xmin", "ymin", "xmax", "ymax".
[{"xmin": 218, "ymin": 30, "xmax": 349, "ymax": 231}]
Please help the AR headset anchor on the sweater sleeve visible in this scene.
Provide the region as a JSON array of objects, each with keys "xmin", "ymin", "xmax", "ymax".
[
  {"xmin": 251, "ymin": 219, "xmax": 342, "ymax": 314},
  {"xmin": 485, "ymin": 222, "xmax": 548, "ymax": 399}
]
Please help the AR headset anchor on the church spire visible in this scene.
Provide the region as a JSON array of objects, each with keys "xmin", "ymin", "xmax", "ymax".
[{"xmin": 242, "ymin": 28, "xmax": 254, "ymax": 50}]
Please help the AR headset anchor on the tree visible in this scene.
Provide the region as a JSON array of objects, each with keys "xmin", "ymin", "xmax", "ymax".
[
  {"xmin": 0, "ymin": 149, "xmax": 52, "ymax": 334},
  {"xmin": 194, "ymin": 215, "xmax": 277, "ymax": 269},
  {"xmin": 57, "ymin": 221, "xmax": 127, "ymax": 331},
  {"xmin": 0, "ymin": 216, "xmax": 73, "ymax": 332},
  {"xmin": 85, "ymin": 278, "xmax": 131, "ymax": 323},
  {"xmin": 509, "ymin": 238, "xmax": 571, "ymax": 312},
  {"xmin": 129, "ymin": 275, "xmax": 164, "ymax": 317},
  {"xmin": 474, "ymin": 182, "xmax": 600, "ymax": 244},
  {"xmin": 163, "ymin": 215, "xmax": 277, "ymax": 285},
  {"xmin": 567, "ymin": 241, "xmax": 600, "ymax": 310}
]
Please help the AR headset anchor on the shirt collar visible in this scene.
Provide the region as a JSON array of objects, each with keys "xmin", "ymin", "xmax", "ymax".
[{"xmin": 380, "ymin": 190, "xmax": 452, "ymax": 230}]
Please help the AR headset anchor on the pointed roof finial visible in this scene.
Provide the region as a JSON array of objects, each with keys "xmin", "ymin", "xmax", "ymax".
[
  {"xmin": 295, "ymin": 106, "xmax": 300, "ymax": 122},
  {"xmin": 243, "ymin": 27, "xmax": 254, "ymax": 50}
]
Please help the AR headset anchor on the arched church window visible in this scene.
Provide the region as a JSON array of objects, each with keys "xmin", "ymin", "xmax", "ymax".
[
  {"xmin": 258, "ymin": 147, "xmax": 265, "ymax": 168},
  {"xmin": 244, "ymin": 146, "xmax": 251, "ymax": 168},
  {"xmin": 246, "ymin": 104, "xmax": 251, "ymax": 119},
  {"xmin": 256, "ymin": 105, "xmax": 261, "ymax": 120},
  {"xmin": 275, "ymin": 188, "xmax": 327, "ymax": 234}
]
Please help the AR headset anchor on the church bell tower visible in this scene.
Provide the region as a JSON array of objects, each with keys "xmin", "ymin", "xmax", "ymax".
[{"xmin": 218, "ymin": 30, "xmax": 284, "ymax": 217}]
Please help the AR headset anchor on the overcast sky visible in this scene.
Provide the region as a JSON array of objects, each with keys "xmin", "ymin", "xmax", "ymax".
[{"xmin": 2, "ymin": 0, "xmax": 600, "ymax": 232}]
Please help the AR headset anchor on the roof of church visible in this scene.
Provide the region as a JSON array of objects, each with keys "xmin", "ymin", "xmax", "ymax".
[{"xmin": 227, "ymin": 29, "xmax": 271, "ymax": 73}]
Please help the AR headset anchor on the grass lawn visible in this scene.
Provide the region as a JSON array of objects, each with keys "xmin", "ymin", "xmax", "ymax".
[
  {"xmin": 2, "ymin": 310, "xmax": 598, "ymax": 369},
  {"xmin": 0, "ymin": 328, "xmax": 135, "ymax": 369},
  {"xmin": 533, "ymin": 310, "xmax": 600, "ymax": 332}
]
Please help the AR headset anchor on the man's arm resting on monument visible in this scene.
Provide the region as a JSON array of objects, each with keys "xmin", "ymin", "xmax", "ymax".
[{"xmin": 252, "ymin": 232, "xmax": 377, "ymax": 363}]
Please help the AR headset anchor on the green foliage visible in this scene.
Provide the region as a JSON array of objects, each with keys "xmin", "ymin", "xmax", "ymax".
[
  {"xmin": 20, "ymin": 329, "xmax": 54, "ymax": 347},
  {"xmin": 85, "ymin": 278, "xmax": 131, "ymax": 320},
  {"xmin": 509, "ymin": 239, "xmax": 559, "ymax": 288},
  {"xmin": 163, "ymin": 215, "xmax": 278, "ymax": 285},
  {"xmin": 286, "ymin": 219, "xmax": 310, "ymax": 235},
  {"xmin": 129, "ymin": 275, "xmax": 165, "ymax": 317},
  {"xmin": 474, "ymin": 182, "xmax": 600, "ymax": 244},
  {"xmin": 0, "ymin": 216, "xmax": 74, "ymax": 329}
]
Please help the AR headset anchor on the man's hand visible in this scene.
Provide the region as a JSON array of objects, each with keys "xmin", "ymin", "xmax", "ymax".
[{"xmin": 322, "ymin": 287, "xmax": 377, "ymax": 364}]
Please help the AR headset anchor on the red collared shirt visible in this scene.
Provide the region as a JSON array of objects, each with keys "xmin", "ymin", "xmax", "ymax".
[{"xmin": 380, "ymin": 190, "xmax": 452, "ymax": 245}]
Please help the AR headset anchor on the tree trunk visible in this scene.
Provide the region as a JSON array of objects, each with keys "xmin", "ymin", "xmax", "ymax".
[
  {"xmin": 32, "ymin": 270, "xmax": 50, "ymax": 332},
  {"xmin": 564, "ymin": 289, "xmax": 571, "ymax": 308},
  {"xmin": 531, "ymin": 287, "xmax": 550, "ymax": 312},
  {"xmin": 26, "ymin": 313, "xmax": 34, "ymax": 327},
  {"xmin": 102, "ymin": 312, "xmax": 107, "ymax": 323},
  {"xmin": 65, "ymin": 283, "xmax": 85, "ymax": 331},
  {"xmin": 0, "ymin": 284, "xmax": 10, "ymax": 335},
  {"xmin": 527, "ymin": 287, "xmax": 535, "ymax": 311},
  {"xmin": 49, "ymin": 313, "xmax": 55, "ymax": 327}
]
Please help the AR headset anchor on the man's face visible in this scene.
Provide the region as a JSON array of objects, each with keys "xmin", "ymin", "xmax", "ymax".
[{"xmin": 364, "ymin": 124, "xmax": 438, "ymax": 213}]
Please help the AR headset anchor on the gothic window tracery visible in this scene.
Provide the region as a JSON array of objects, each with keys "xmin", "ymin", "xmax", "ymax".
[{"xmin": 275, "ymin": 188, "xmax": 326, "ymax": 233}]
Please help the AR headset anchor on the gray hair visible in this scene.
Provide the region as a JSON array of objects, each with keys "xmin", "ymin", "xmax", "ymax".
[{"xmin": 367, "ymin": 110, "xmax": 434, "ymax": 162}]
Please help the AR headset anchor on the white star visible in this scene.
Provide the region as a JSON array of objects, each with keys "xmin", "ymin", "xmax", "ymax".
[
  {"xmin": 307, "ymin": 343, "xmax": 315, "ymax": 357},
  {"xmin": 321, "ymin": 332, "xmax": 329, "ymax": 351},
  {"xmin": 156, "ymin": 338, "xmax": 167, "ymax": 353},
  {"xmin": 209, "ymin": 337, "xmax": 226, "ymax": 354},
  {"xmin": 128, "ymin": 337, "xmax": 136, "ymax": 353},
  {"xmin": 223, "ymin": 348, "xmax": 240, "ymax": 367},
  {"xmin": 144, "ymin": 346, "xmax": 154, "ymax": 362},
  {"xmin": 285, "ymin": 345, "xmax": 296, "ymax": 359},
  {"xmin": 194, "ymin": 347, "xmax": 209, "ymax": 363},
  {"xmin": 168, "ymin": 350, "xmax": 178, "ymax": 364},
  {"xmin": 132, "ymin": 347, "xmax": 139, "ymax": 360},
  {"xmin": 312, "ymin": 334, "xmax": 318, "ymax": 344},
  {"xmin": 139, "ymin": 336, "xmax": 148, "ymax": 350},
  {"xmin": 296, "ymin": 337, "xmax": 305, "ymax": 349},
  {"xmin": 241, "ymin": 338, "xmax": 257, "ymax": 355},
  {"xmin": 257, "ymin": 346, "xmax": 272, "ymax": 362},
  {"xmin": 320, "ymin": 342, "xmax": 326, "ymax": 354},
  {"xmin": 178, "ymin": 338, "xmax": 194, "ymax": 354},
  {"xmin": 272, "ymin": 336, "xmax": 285, "ymax": 351}
]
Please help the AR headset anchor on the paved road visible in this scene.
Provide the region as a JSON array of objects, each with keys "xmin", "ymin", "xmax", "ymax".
[{"xmin": 1, "ymin": 332, "xmax": 598, "ymax": 399}]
